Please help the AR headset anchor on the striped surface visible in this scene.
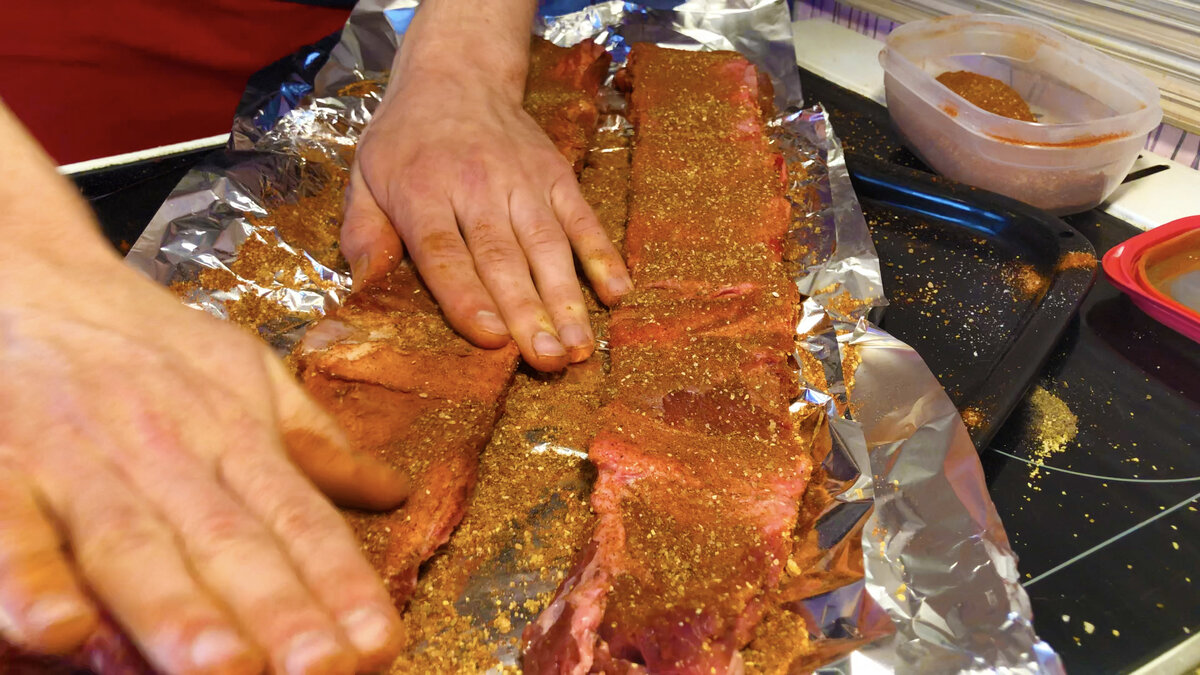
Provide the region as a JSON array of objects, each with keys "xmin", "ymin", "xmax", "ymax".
[{"xmin": 793, "ymin": 0, "xmax": 1200, "ymax": 170}]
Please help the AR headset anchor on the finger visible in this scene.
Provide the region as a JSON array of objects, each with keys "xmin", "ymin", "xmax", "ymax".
[
  {"xmin": 393, "ymin": 202, "xmax": 512, "ymax": 349},
  {"xmin": 0, "ymin": 462, "xmax": 96, "ymax": 655},
  {"xmin": 341, "ymin": 160, "xmax": 404, "ymax": 292},
  {"xmin": 34, "ymin": 448, "xmax": 262, "ymax": 675},
  {"xmin": 458, "ymin": 199, "xmax": 570, "ymax": 372},
  {"xmin": 509, "ymin": 193, "xmax": 595, "ymax": 363},
  {"xmin": 262, "ymin": 350, "xmax": 409, "ymax": 510},
  {"xmin": 549, "ymin": 173, "xmax": 632, "ymax": 306},
  {"xmin": 219, "ymin": 449, "xmax": 403, "ymax": 671},
  {"xmin": 125, "ymin": 441, "xmax": 357, "ymax": 675}
]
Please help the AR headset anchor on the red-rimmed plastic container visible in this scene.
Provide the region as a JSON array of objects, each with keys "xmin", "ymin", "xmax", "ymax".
[{"xmin": 1103, "ymin": 215, "xmax": 1200, "ymax": 343}]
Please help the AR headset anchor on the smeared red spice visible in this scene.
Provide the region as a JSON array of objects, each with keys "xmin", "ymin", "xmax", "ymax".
[
  {"xmin": 986, "ymin": 131, "xmax": 1126, "ymax": 148},
  {"xmin": 936, "ymin": 70, "xmax": 1035, "ymax": 122},
  {"xmin": 1056, "ymin": 251, "xmax": 1097, "ymax": 272}
]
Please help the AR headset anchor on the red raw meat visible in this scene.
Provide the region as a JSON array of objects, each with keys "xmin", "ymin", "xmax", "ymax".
[
  {"xmin": 296, "ymin": 38, "xmax": 610, "ymax": 612},
  {"xmin": 526, "ymin": 39, "xmax": 612, "ymax": 171},
  {"xmin": 295, "ymin": 265, "xmax": 520, "ymax": 605},
  {"xmin": 524, "ymin": 403, "xmax": 812, "ymax": 674},
  {"xmin": 523, "ymin": 44, "xmax": 812, "ymax": 674},
  {"xmin": 607, "ymin": 282, "xmax": 797, "ymax": 350}
]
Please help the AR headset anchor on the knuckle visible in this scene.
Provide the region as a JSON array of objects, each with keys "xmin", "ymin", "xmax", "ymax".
[
  {"xmin": 464, "ymin": 219, "xmax": 502, "ymax": 240},
  {"xmin": 541, "ymin": 151, "xmax": 575, "ymax": 175},
  {"xmin": 522, "ymin": 224, "xmax": 569, "ymax": 258},
  {"xmin": 571, "ymin": 212, "xmax": 607, "ymax": 240},
  {"xmin": 414, "ymin": 230, "xmax": 466, "ymax": 262},
  {"xmin": 390, "ymin": 162, "xmax": 444, "ymax": 204},
  {"xmin": 457, "ymin": 156, "xmax": 490, "ymax": 189},
  {"xmin": 401, "ymin": 176, "xmax": 439, "ymax": 204},
  {"xmin": 472, "ymin": 241, "xmax": 522, "ymax": 269},
  {"xmin": 268, "ymin": 497, "xmax": 329, "ymax": 542},
  {"xmin": 78, "ymin": 514, "xmax": 166, "ymax": 569},
  {"xmin": 190, "ymin": 509, "xmax": 263, "ymax": 552},
  {"xmin": 544, "ymin": 281, "xmax": 586, "ymax": 309},
  {"xmin": 562, "ymin": 210, "xmax": 594, "ymax": 234},
  {"xmin": 510, "ymin": 298, "xmax": 550, "ymax": 326}
]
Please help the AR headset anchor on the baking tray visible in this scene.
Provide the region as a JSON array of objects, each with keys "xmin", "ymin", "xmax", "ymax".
[
  {"xmin": 850, "ymin": 158, "xmax": 1097, "ymax": 451},
  {"xmin": 798, "ymin": 69, "xmax": 1197, "ymax": 673}
]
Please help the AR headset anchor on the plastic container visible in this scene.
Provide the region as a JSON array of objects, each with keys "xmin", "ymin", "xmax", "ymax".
[
  {"xmin": 1103, "ymin": 215, "xmax": 1200, "ymax": 343},
  {"xmin": 879, "ymin": 14, "xmax": 1162, "ymax": 215}
]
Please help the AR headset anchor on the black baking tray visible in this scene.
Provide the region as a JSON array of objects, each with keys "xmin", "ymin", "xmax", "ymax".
[
  {"xmin": 73, "ymin": 148, "xmax": 220, "ymax": 253},
  {"xmin": 849, "ymin": 159, "xmax": 1097, "ymax": 451},
  {"xmin": 800, "ymin": 69, "xmax": 1198, "ymax": 674}
]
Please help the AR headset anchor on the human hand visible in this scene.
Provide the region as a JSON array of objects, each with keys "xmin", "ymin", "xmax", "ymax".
[
  {"xmin": 0, "ymin": 257, "xmax": 410, "ymax": 675},
  {"xmin": 339, "ymin": 3, "xmax": 631, "ymax": 373}
]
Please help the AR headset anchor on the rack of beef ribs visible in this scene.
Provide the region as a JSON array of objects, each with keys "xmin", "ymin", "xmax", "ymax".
[{"xmin": 522, "ymin": 45, "xmax": 817, "ymax": 675}]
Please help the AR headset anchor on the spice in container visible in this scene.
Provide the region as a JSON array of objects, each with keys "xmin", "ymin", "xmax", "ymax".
[{"xmin": 936, "ymin": 71, "xmax": 1035, "ymax": 122}]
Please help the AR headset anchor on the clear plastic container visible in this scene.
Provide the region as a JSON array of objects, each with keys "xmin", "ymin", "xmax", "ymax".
[{"xmin": 879, "ymin": 14, "xmax": 1162, "ymax": 215}]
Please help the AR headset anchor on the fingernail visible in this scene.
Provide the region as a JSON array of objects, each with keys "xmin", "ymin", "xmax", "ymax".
[
  {"xmin": 532, "ymin": 331, "xmax": 566, "ymax": 358},
  {"xmin": 284, "ymin": 630, "xmax": 350, "ymax": 675},
  {"xmin": 558, "ymin": 323, "xmax": 592, "ymax": 350},
  {"xmin": 339, "ymin": 607, "xmax": 395, "ymax": 656},
  {"xmin": 475, "ymin": 310, "xmax": 509, "ymax": 337},
  {"xmin": 26, "ymin": 596, "xmax": 90, "ymax": 631},
  {"xmin": 350, "ymin": 255, "xmax": 370, "ymax": 293},
  {"xmin": 608, "ymin": 274, "xmax": 633, "ymax": 298},
  {"xmin": 191, "ymin": 628, "xmax": 247, "ymax": 670}
]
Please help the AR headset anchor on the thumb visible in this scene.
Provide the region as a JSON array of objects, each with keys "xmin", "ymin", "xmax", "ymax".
[
  {"xmin": 342, "ymin": 158, "xmax": 404, "ymax": 292},
  {"xmin": 262, "ymin": 349, "xmax": 410, "ymax": 510}
]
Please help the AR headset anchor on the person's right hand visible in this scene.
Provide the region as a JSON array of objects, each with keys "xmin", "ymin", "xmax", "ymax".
[
  {"xmin": 338, "ymin": 0, "xmax": 631, "ymax": 374},
  {"xmin": 0, "ymin": 253, "xmax": 411, "ymax": 675}
]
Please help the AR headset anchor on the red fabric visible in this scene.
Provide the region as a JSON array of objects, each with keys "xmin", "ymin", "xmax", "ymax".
[{"xmin": 0, "ymin": 1, "xmax": 351, "ymax": 164}]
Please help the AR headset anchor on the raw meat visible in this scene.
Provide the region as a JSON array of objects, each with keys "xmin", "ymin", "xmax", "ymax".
[
  {"xmin": 523, "ymin": 45, "xmax": 814, "ymax": 674},
  {"xmin": 295, "ymin": 38, "xmax": 611, "ymax": 611},
  {"xmin": 295, "ymin": 264, "xmax": 521, "ymax": 605}
]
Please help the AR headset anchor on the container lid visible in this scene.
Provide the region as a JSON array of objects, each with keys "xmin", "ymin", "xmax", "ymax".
[{"xmin": 1103, "ymin": 215, "xmax": 1200, "ymax": 343}]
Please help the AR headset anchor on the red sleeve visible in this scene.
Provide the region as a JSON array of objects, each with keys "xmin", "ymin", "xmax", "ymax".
[{"xmin": 0, "ymin": 0, "xmax": 352, "ymax": 164}]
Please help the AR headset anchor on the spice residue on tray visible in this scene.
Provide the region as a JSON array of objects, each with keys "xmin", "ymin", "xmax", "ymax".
[
  {"xmin": 1006, "ymin": 262, "xmax": 1048, "ymax": 300},
  {"xmin": 960, "ymin": 406, "xmax": 986, "ymax": 431},
  {"xmin": 1056, "ymin": 251, "xmax": 1098, "ymax": 272},
  {"xmin": 936, "ymin": 71, "xmax": 1036, "ymax": 122},
  {"xmin": 1026, "ymin": 385, "xmax": 1079, "ymax": 478}
]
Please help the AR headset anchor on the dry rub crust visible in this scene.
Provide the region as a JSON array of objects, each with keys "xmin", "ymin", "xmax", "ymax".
[
  {"xmin": 293, "ymin": 39, "xmax": 612, "ymax": 614},
  {"xmin": 523, "ymin": 44, "xmax": 820, "ymax": 675}
]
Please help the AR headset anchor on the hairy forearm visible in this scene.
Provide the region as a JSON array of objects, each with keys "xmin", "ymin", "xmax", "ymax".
[{"xmin": 392, "ymin": 0, "xmax": 538, "ymax": 104}]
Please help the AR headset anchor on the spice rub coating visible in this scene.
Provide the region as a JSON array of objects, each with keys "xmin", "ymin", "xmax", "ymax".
[{"xmin": 523, "ymin": 44, "xmax": 815, "ymax": 675}]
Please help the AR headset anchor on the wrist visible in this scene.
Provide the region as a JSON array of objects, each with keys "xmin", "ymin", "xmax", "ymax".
[{"xmin": 391, "ymin": 0, "xmax": 534, "ymax": 105}]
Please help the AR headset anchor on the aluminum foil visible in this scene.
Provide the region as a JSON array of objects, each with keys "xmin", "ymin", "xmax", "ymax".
[{"xmin": 125, "ymin": 1, "xmax": 1061, "ymax": 672}]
